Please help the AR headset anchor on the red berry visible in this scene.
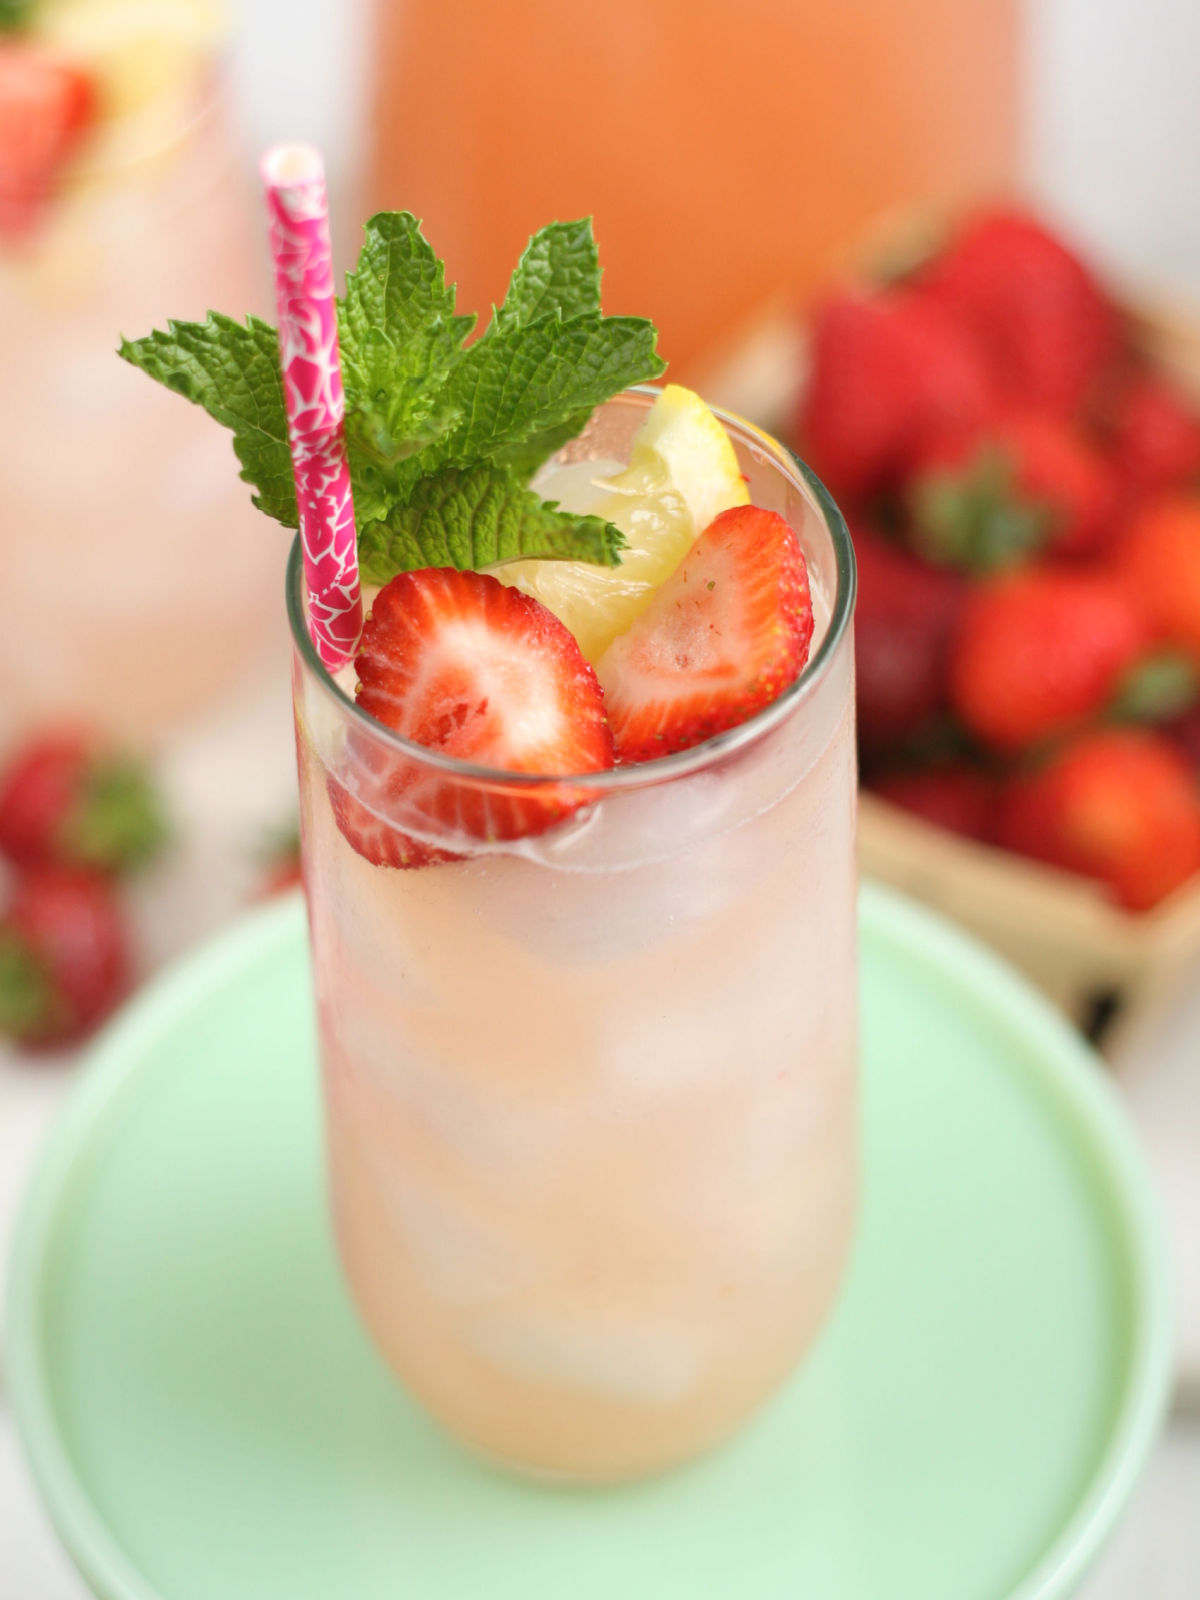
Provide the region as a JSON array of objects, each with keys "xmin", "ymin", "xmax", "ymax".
[
  {"xmin": 910, "ymin": 409, "xmax": 1117, "ymax": 568},
  {"xmin": 798, "ymin": 288, "xmax": 993, "ymax": 498},
  {"xmin": 949, "ymin": 569, "xmax": 1145, "ymax": 752},
  {"xmin": 260, "ymin": 859, "xmax": 303, "ymax": 896},
  {"xmin": 0, "ymin": 731, "xmax": 90, "ymax": 866},
  {"xmin": 254, "ymin": 821, "xmax": 303, "ymax": 899},
  {"xmin": 1111, "ymin": 372, "xmax": 1200, "ymax": 491},
  {"xmin": 853, "ymin": 525, "xmax": 965, "ymax": 758},
  {"xmin": 1167, "ymin": 704, "xmax": 1200, "ymax": 774},
  {"xmin": 871, "ymin": 765, "xmax": 997, "ymax": 843},
  {"xmin": 0, "ymin": 43, "xmax": 93, "ymax": 236},
  {"xmin": 1115, "ymin": 495, "xmax": 1200, "ymax": 662},
  {"xmin": 0, "ymin": 729, "xmax": 166, "ymax": 875},
  {"xmin": 997, "ymin": 730, "xmax": 1200, "ymax": 911},
  {"xmin": 326, "ymin": 733, "xmax": 460, "ymax": 871},
  {"xmin": 921, "ymin": 209, "xmax": 1118, "ymax": 414},
  {"xmin": 332, "ymin": 569, "xmax": 613, "ymax": 866},
  {"xmin": 0, "ymin": 868, "xmax": 131, "ymax": 1048},
  {"xmin": 596, "ymin": 504, "xmax": 813, "ymax": 763}
]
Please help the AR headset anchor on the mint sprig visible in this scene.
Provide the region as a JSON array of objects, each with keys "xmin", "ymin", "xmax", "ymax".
[{"xmin": 119, "ymin": 215, "xmax": 664, "ymax": 579}]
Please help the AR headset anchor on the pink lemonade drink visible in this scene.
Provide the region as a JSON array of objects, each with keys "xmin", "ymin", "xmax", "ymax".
[
  {"xmin": 0, "ymin": 1, "xmax": 284, "ymax": 741},
  {"xmin": 292, "ymin": 392, "xmax": 858, "ymax": 1481},
  {"xmin": 127, "ymin": 200, "xmax": 857, "ymax": 1482}
]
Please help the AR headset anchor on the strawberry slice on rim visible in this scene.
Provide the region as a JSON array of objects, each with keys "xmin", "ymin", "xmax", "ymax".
[
  {"xmin": 0, "ymin": 42, "xmax": 93, "ymax": 237},
  {"xmin": 596, "ymin": 504, "xmax": 814, "ymax": 763},
  {"xmin": 329, "ymin": 568, "xmax": 614, "ymax": 866},
  {"xmin": 327, "ymin": 732, "xmax": 461, "ymax": 870}
]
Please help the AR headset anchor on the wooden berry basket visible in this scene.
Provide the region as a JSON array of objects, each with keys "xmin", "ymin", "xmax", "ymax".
[{"xmin": 693, "ymin": 280, "xmax": 1200, "ymax": 1040}]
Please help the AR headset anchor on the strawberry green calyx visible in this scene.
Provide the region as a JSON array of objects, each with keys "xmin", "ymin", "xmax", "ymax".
[
  {"xmin": 0, "ymin": 929, "xmax": 58, "ymax": 1041},
  {"xmin": 0, "ymin": 0, "xmax": 35, "ymax": 33},
  {"xmin": 119, "ymin": 214, "xmax": 665, "ymax": 584},
  {"xmin": 910, "ymin": 445, "xmax": 1051, "ymax": 575},
  {"xmin": 1111, "ymin": 651, "xmax": 1200, "ymax": 726},
  {"xmin": 0, "ymin": 734, "xmax": 168, "ymax": 878},
  {"xmin": 60, "ymin": 756, "xmax": 169, "ymax": 875}
]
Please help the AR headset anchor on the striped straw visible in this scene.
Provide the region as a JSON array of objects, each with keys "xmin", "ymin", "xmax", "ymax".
[{"xmin": 260, "ymin": 143, "xmax": 363, "ymax": 672}]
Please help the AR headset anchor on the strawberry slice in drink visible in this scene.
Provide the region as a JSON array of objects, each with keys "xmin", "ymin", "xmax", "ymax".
[
  {"xmin": 596, "ymin": 504, "xmax": 814, "ymax": 763},
  {"xmin": 329, "ymin": 568, "xmax": 614, "ymax": 866},
  {"xmin": 327, "ymin": 732, "xmax": 461, "ymax": 870}
]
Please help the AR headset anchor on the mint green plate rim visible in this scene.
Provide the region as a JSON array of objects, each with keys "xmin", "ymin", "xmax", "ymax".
[{"xmin": 4, "ymin": 882, "xmax": 1173, "ymax": 1600}]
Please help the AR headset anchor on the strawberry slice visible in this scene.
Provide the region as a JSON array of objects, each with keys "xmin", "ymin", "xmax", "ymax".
[
  {"xmin": 329, "ymin": 568, "xmax": 614, "ymax": 866},
  {"xmin": 596, "ymin": 504, "xmax": 814, "ymax": 763},
  {"xmin": 327, "ymin": 731, "xmax": 461, "ymax": 870},
  {"xmin": 0, "ymin": 42, "xmax": 93, "ymax": 237}
]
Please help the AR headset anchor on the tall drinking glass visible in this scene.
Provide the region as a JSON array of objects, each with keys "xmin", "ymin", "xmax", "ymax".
[
  {"xmin": 292, "ymin": 392, "xmax": 858, "ymax": 1482},
  {"xmin": 0, "ymin": 54, "xmax": 285, "ymax": 743}
]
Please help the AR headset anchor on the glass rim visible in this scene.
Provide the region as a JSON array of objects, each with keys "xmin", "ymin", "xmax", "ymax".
[{"xmin": 287, "ymin": 388, "xmax": 857, "ymax": 791}]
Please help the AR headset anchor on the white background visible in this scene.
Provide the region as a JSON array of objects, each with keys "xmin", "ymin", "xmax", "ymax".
[{"xmin": 3, "ymin": 1, "xmax": 1200, "ymax": 1595}]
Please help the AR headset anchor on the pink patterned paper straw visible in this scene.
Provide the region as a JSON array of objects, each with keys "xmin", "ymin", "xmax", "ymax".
[{"xmin": 261, "ymin": 143, "xmax": 363, "ymax": 672}]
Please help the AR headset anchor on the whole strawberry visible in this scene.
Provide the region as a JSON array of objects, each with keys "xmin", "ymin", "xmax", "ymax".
[
  {"xmin": 870, "ymin": 765, "xmax": 996, "ymax": 843},
  {"xmin": 853, "ymin": 525, "xmax": 965, "ymax": 759},
  {"xmin": 949, "ymin": 569, "xmax": 1145, "ymax": 752},
  {"xmin": 909, "ymin": 409, "xmax": 1116, "ymax": 569},
  {"xmin": 254, "ymin": 820, "xmax": 303, "ymax": 899},
  {"xmin": 1111, "ymin": 371, "xmax": 1200, "ymax": 492},
  {"xmin": 1115, "ymin": 495, "xmax": 1200, "ymax": 662},
  {"xmin": 0, "ymin": 41, "xmax": 93, "ymax": 235},
  {"xmin": 997, "ymin": 730, "xmax": 1200, "ymax": 911},
  {"xmin": 798, "ymin": 288, "xmax": 993, "ymax": 500},
  {"xmin": 0, "ymin": 730, "xmax": 167, "ymax": 875},
  {"xmin": 921, "ymin": 209, "xmax": 1118, "ymax": 414},
  {"xmin": 0, "ymin": 868, "xmax": 131, "ymax": 1048}
]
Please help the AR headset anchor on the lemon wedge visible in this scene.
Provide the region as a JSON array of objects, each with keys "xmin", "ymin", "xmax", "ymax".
[{"xmin": 499, "ymin": 385, "xmax": 749, "ymax": 662}]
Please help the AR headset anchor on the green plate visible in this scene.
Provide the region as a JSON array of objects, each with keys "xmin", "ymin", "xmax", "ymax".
[{"xmin": 6, "ymin": 885, "xmax": 1170, "ymax": 1600}]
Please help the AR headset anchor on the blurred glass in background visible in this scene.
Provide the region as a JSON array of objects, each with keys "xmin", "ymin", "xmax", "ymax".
[
  {"xmin": 0, "ymin": 0, "xmax": 284, "ymax": 745},
  {"xmin": 367, "ymin": 0, "xmax": 1018, "ymax": 375}
]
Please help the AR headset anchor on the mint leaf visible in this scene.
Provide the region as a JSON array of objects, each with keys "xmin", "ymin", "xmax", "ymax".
[
  {"xmin": 434, "ymin": 313, "xmax": 664, "ymax": 467},
  {"xmin": 358, "ymin": 463, "xmax": 625, "ymax": 585},
  {"xmin": 489, "ymin": 407, "xmax": 598, "ymax": 480},
  {"xmin": 118, "ymin": 314, "xmax": 297, "ymax": 526},
  {"xmin": 339, "ymin": 211, "xmax": 474, "ymax": 474},
  {"xmin": 492, "ymin": 219, "xmax": 601, "ymax": 332},
  {"xmin": 470, "ymin": 219, "xmax": 654, "ymax": 477}
]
